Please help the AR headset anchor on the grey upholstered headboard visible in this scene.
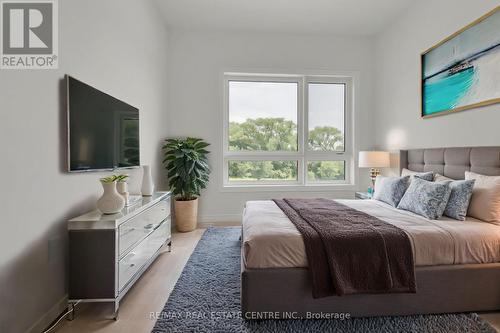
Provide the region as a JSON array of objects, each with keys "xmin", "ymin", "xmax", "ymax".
[{"xmin": 400, "ymin": 147, "xmax": 500, "ymax": 180}]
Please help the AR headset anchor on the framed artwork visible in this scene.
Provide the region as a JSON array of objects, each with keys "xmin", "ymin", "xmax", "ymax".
[{"xmin": 421, "ymin": 6, "xmax": 500, "ymax": 118}]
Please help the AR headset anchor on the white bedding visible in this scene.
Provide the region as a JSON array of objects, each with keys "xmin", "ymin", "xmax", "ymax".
[{"xmin": 242, "ymin": 199, "xmax": 500, "ymax": 268}]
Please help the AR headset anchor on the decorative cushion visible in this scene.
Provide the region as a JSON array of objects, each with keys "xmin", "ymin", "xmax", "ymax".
[
  {"xmin": 434, "ymin": 173, "xmax": 453, "ymax": 182},
  {"xmin": 401, "ymin": 168, "xmax": 434, "ymax": 181},
  {"xmin": 373, "ymin": 175, "xmax": 411, "ymax": 207},
  {"xmin": 465, "ymin": 172, "xmax": 500, "ymax": 222},
  {"xmin": 437, "ymin": 179, "xmax": 475, "ymax": 221},
  {"xmin": 397, "ymin": 177, "xmax": 452, "ymax": 219}
]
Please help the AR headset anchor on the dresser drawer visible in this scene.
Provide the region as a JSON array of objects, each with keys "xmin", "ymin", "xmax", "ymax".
[
  {"xmin": 119, "ymin": 198, "xmax": 170, "ymax": 257},
  {"xmin": 118, "ymin": 219, "xmax": 170, "ymax": 291}
]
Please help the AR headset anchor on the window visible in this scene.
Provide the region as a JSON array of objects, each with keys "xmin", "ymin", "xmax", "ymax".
[
  {"xmin": 228, "ymin": 81, "xmax": 298, "ymax": 152},
  {"xmin": 308, "ymin": 83, "xmax": 345, "ymax": 152},
  {"xmin": 223, "ymin": 74, "xmax": 352, "ymax": 187},
  {"xmin": 228, "ymin": 160, "xmax": 298, "ymax": 183}
]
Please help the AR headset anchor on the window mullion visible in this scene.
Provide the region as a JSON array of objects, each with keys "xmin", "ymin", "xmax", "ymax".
[
  {"xmin": 224, "ymin": 154, "xmax": 301, "ymax": 161},
  {"xmin": 299, "ymin": 76, "xmax": 306, "ymax": 185}
]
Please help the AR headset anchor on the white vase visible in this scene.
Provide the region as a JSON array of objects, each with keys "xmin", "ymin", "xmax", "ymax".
[
  {"xmin": 117, "ymin": 181, "xmax": 130, "ymax": 205},
  {"xmin": 141, "ymin": 165, "xmax": 154, "ymax": 196},
  {"xmin": 97, "ymin": 181, "xmax": 125, "ymax": 214}
]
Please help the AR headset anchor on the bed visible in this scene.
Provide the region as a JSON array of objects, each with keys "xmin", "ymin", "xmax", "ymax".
[{"xmin": 241, "ymin": 147, "xmax": 500, "ymax": 318}]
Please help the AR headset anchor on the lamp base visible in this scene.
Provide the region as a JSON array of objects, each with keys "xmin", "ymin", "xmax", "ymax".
[{"xmin": 370, "ymin": 168, "xmax": 380, "ymax": 190}]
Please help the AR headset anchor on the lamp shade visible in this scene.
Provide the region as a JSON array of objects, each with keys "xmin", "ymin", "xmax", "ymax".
[{"xmin": 358, "ymin": 151, "xmax": 390, "ymax": 168}]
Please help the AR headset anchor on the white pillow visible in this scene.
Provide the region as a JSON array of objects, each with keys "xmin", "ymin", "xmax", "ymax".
[
  {"xmin": 465, "ymin": 171, "xmax": 500, "ymax": 222},
  {"xmin": 434, "ymin": 173, "xmax": 453, "ymax": 182}
]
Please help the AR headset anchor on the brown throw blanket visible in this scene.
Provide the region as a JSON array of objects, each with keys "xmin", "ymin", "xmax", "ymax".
[{"xmin": 273, "ymin": 198, "xmax": 416, "ymax": 298}]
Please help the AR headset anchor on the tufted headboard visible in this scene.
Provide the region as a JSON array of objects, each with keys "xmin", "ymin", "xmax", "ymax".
[{"xmin": 399, "ymin": 147, "xmax": 500, "ymax": 180}]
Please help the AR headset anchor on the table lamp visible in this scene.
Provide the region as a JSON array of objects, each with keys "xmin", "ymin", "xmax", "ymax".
[{"xmin": 358, "ymin": 151, "xmax": 390, "ymax": 191}]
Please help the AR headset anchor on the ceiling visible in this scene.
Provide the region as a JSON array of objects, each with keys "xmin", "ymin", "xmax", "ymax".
[{"xmin": 154, "ymin": 0, "xmax": 415, "ymax": 36}]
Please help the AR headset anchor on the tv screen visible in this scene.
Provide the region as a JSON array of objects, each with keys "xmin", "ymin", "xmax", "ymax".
[{"xmin": 67, "ymin": 76, "xmax": 140, "ymax": 172}]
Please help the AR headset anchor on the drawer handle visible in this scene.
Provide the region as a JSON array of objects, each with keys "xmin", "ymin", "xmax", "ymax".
[
  {"xmin": 130, "ymin": 263, "xmax": 135, "ymax": 268},
  {"xmin": 124, "ymin": 252, "xmax": 136, "ymax": 261},
  {"xmin": 144, "ymin": 223, "xmax": 153, "ymax": 230}
]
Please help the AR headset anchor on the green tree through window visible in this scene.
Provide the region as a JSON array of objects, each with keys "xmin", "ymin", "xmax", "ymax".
[
  {"xmin": 228, "ymin": 118, "xmax": 344, "ymax": 181},
  {"xmin": 229, "ymin": 118, "xmax": 297, "ymax": 151}
]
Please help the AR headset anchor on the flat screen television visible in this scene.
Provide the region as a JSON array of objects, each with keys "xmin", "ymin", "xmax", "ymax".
[{"xmin": 67, "ymin": 75, "xmax": 140, "ymax": 172}]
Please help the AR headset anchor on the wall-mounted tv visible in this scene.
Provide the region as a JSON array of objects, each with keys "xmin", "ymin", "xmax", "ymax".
[{"xmin": 67, "ymin": 75, "xmax": 140, "ymax": 172}]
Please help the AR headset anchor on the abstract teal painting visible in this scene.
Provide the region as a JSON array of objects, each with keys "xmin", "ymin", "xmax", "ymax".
[{"xmin": 421, "ymin": 7, "xmax": 500, "ymax": 117}]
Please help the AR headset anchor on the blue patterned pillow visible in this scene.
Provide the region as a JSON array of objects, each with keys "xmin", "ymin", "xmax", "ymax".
[
  {"xmin": 373, "ymin": 175, "xmax": 411, "ymax": 207},
  {"xmin": 414, "ymin": 172, "xmax": 434, "ymax": 181},
  {"xmin": 401, "ymin": 168, "xmax": 434, "ymax": 182},
  {"xmin": 397, "ymin": 177, "xmax": 452, "ymax": 219},
  {"xmin": 439, "ymin": 179, "xmax": 475, "ymax": 221}
]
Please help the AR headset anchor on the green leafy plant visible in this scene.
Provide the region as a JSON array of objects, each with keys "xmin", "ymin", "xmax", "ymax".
[
  {"xmin": 114, "ymin": 174, "xmax": 129, "ymax": 182},
  {"xmin": 100, "ymin": 176, "xmax": 116, "ymax": 183},
  {"xmin": 100, "ymin": 174, "xmax": 129, "ymax": 183},
  {"xmin": 162, "ymin": 137, "xmax": 211, "ymax": 201}
]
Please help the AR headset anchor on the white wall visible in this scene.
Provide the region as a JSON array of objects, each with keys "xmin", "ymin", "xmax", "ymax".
[
  {"xmin": 374, "ymin": 0, "xmax": 500, "ymax": 150},
  {"xmin": 0, "ymin": 1, "xmax": 168, "ymax": 332},
  {"xmin": 167, "ymin": 30, "xmax": 375, "ymax": 222}
]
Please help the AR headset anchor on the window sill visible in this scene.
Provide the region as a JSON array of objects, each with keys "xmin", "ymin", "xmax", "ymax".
[{"xmin": 220, "ymin": 183, "xmax": 356, "ymax": 193}]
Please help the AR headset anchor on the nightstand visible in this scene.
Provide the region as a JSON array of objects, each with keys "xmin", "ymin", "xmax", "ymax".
[{"xmin": 355, "ymin": 192, "xmax": 372, "ymax": 200}]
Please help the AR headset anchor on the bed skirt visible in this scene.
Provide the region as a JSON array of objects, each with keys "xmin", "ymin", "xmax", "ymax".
[{"xmin": 241, "ymin": 259, "xmax": 500, "ymax": 319}]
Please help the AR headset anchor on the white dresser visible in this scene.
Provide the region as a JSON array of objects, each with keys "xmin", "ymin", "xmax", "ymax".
[{"xmin": 68, "ymin": 192, "xmax": 171, "ymax": 319}]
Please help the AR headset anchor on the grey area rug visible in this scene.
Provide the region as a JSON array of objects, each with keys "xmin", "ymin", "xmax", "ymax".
[{"xmin": 152, "ymin": 227, "xmax": 495, "ymax": 333}]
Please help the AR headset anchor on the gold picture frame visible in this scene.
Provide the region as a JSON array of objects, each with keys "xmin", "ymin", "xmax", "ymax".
[{"xmin": 421, "ymin": 6, "xmax": 500, "ymax": 119}]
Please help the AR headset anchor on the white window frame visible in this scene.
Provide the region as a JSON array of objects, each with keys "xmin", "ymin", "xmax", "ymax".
[{"xmin": 222, "ymin": 73, "xmax": 353, "ymax": 189}]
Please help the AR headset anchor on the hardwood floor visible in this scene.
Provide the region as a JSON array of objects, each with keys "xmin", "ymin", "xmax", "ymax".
[
  {"xmin": 480, "ymin": 313, "xmax": 500, "ymax": 332},
  {"xmin": 53, "ymin": 227, "xmax": 500, "ymax": 333}
]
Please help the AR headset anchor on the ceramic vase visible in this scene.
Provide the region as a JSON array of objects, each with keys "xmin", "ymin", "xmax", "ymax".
[
  {"xmin": 97, "ymin": 181, "xmax": 125, "ymax": 214},
  {"xmin": 117, "ymin": 181, "xmax": 130, "ymax": 206},
  {"xmin": 141, "ymin": 165, "xmax": 154, "ymax": 196}
]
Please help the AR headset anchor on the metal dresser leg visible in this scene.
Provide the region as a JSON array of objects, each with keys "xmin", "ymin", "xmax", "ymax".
[
  {"xmin": 112, "ymin": 301, "xmax": 120, "ymax": 321},
  {"xmin": 67, "ymin": 302, "xmax": 75, "ymax": 321}
]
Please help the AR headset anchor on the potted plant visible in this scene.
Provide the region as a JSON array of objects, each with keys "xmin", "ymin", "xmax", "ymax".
[{"xmin": 163, "ymin": 137, "xmax": 210, "ymax": 232}]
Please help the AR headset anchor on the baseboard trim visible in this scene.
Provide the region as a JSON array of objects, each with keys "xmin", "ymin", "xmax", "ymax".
[
  {"xmin": 26, "ymin": 295, "xmax": 67, "ymax": 333},
  {"xmin": 198, "ymin": 214, "xmax": 242, "ymax": 224},
  {"xmin": 198, "ymin": 221, "xmax": 242, "ymax": 227}
]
